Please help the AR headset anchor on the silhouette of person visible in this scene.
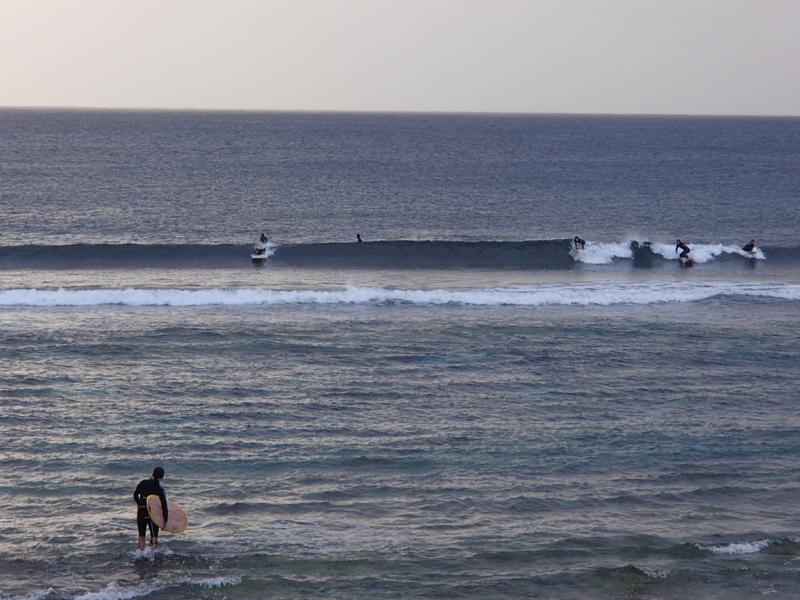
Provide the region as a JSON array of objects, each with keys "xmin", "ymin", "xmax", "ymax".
[
  {"xmin": 675, "ymin": 239, "xmax": 691, "ymax": 259},
  {"xmin": 253, "ymin": 233, "xmax": 268, "ymax": 255}
]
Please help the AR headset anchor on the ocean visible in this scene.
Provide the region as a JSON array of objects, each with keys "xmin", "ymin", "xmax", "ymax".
[{"xmin": 1, "ymin": 109, "xmax": 799, "ymax": 599}]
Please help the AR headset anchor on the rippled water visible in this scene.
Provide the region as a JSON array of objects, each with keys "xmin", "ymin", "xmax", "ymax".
[
  {"xmin": 3, "ymin": 296, "xmax": 800, "ymax": 599},
  {"xmin": 2, "ymin": 111, "xmax": 800, "ymax": 599}
]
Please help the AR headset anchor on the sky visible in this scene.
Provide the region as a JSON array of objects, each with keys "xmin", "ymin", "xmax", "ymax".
[{"xmin": 1, "ymin": 0, "xmax": 798, "ymax": 116}]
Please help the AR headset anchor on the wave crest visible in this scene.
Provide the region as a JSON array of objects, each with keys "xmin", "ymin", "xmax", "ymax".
[
  {"xmin": 1, "ymin": 283, "xmax": 798, "ymax": 307},
  {"xmin": 0, "ymin": 240, "xmax": 788, "ymax": 270}
]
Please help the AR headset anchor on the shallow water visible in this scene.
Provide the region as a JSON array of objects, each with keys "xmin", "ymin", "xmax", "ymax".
[{"xmin": 3, "ymin": 296, "xmax": 800, "ymax": 599}]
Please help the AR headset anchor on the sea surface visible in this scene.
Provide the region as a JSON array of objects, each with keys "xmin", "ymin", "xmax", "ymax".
[{"xmin": 1, "ymin": 109, "xmax": 799, "ymax": 599}]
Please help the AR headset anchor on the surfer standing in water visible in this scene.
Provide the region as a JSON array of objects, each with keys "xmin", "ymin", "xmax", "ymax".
[
  {"xmin": 133, "ymin": 466, "xmax": 168, "ymax": 550},
  {"xmin": 573, "ymin": 236, "xmax": 586, "ymax": 250}
]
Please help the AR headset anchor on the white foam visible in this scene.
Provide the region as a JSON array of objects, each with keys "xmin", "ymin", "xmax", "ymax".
[
  {"xmin": 699, "ymin": 539, "xmax": 771, "ymax": 555},
  {"xmin": 195, "ymin": 576, "xmax": 240, "ymax": 588},
  {"xmin": 69, "ymin": 575, "xmax": 239, "ymax": 600},
  {"xmin": 640, "ymin": 567, "xmax": 670, "ymax": 578},
  {"xmin": 1, "ymin": 282, "xmax": 798, "ymax": 308},
  {"xmin": 262, "ymin": 241, "xmax": 277, "ymax": 258},
  {"xmin": 571, "ymin": 241, "xmax": 633, "ymax": 265},
  {"xmin": 131, "ymin": 546, "xmax": 173, "ymax": 561},
  {"xmin": 73, "ymin": 581, "xmax": 159, "ymax": 600},
  {"xmin": 649, "ymin": 242, "xmax": 766, "ymax": 263}
]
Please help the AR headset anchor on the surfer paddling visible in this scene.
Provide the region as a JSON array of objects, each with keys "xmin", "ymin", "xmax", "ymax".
[{"xmin": 133, "ymin": 466, "xmax": 168, "ymax": 550}]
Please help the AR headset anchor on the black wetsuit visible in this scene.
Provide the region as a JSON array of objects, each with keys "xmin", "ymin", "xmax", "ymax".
[
  {"xmin": 743, "ymin": 242, "xmax": 756, "ymax": 253},
  {"xmin": 133, "ymin": 478, "xmax": 168, "ymax": 538},
  {"xmin": 573, "ymin": 237, "xmax": 585, "ymax": 250},
  {"xmin": 676, "ymin": 242, "xmax": 691, "ymax": 259}
]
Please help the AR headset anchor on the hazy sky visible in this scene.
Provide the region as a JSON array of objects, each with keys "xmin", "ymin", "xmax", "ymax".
[{"xmin": 1, "ymin": 0, "xmax": 798, "ymax": 115}]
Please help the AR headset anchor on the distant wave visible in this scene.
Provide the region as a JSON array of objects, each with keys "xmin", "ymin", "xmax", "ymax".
[
  {"xmin": 633, "ymin": 241, "xmax": 767, "ymax": 264},
  {"xmin": 0, "ymin": 243, "xmax": 245, "ymax": 269},
  {"xmin": 0, "ymin": 241, "xmax": 573, "ymax": 270},
  {"xmin": 267, "ymin": 240, "xmax": 574, "ymax": 268},
  {"xmin": 571, "ymin": 241, "xmax": 769, "ymax": 265},
  {"xmin": 1, "ymin": 283, "xmax": 798, "ymax": 307},
  {"xmin": 694, "ymin": 537, "xmax": 800, "ymax": 556},
  {"xmin": 0, "ymin": 240, "xmax": 794, "ymax": 270}
]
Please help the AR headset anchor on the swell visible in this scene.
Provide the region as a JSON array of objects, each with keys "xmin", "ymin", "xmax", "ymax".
[
  {"xmin": 0, "ymin": 240, "xmax": 574, "ymax": 270},
  {"xmin": 0, "ymin": 243, "xmax": 245, "ymax": 269},
  {"xmin": 268, "ymin": 240, "xmax": 574, "ymax": 269},
  {"xmin": 0, "ymin": 241, "xmax": 796, "ymax": 270}
]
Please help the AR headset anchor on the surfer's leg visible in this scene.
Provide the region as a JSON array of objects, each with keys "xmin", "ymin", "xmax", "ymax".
[
  {"xmin": 148, "ymin": 521, "xmax": 159, "ymax": 548},
  {"xmin": 137, "ymin": 508, "xmax": 148, "ymax": 550}
]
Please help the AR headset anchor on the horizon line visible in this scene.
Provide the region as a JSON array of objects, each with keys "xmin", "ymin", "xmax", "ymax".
[{"xmin": 1, "ymin": 104, "xmax": 799, "ymax": 119}]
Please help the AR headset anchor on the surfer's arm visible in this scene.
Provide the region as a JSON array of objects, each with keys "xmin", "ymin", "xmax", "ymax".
[{"xmin": 133, "ymin": 483, "xmax": 142, "ymax": 504}]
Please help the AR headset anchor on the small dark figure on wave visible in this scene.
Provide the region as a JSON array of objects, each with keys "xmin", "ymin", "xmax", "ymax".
[
  {"xmin": 253, "ymin": 233, "xmax": 268, "ymax": 256},
  {"xmin": 675, "ymin": 238, "xmax": 691, "ymax": 259},
  {"xmin": 742, "ymin": 239, "xmax": 757, "ymax": 253},
  {"xmin": 573, "ymin": 236, "xmax": 586, "ymax": 250},
  {"xmin": 356, "ymin": 233, "xmax": 362, "ymax": 243}
]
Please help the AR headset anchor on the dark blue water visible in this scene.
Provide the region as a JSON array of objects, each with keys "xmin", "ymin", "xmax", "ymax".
[
  {"xmin": 2, "ymin": 110, "xmax": 799, "ymax": 245},
  {"xmin": 1, "ymin": 110, "xmax": 799, "ymax": 599}
]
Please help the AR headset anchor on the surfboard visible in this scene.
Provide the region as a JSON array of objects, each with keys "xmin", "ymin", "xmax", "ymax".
[
  {"xmin": 250, "ymin": 252, "xmax": 268, "ymax": 261},
  {"xmin": 146, "ymin": 495, "xmax": 188, "ymax": 534}
]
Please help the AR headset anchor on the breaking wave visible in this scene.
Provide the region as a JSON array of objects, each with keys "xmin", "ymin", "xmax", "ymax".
[
  {"xmin": 1, "ymin": 283, "xmax": 798, "ymax": 307},
  {"xmin": 695, "ymin": 537, "xmax": 800, "ymax": 556},
  {"xmin": 0, "ymin": 240, "xmax": 792, "ymax": 270}
]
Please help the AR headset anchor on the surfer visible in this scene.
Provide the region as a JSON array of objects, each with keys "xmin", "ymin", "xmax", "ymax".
[
  {"xmin": 253, "ymin": 233, "xmax": 268, "ymax": 256},
  {"xmin": 573, "ymin": 236, "xmax": 586, "ymax": 250},
  {"xmin": 133, "ymin": 466, "xmax": 168, "ymax": 550},
  {"xmin": 742, "ymin": 239, "xmax": 757, "ymax": 253},
  {"xmin": 675, "ymin": 239, "xmax": 691, "ymax": 259},
  {"xmin": 356, "ymin": 233, "xmax": 362, "ymax": 243}
]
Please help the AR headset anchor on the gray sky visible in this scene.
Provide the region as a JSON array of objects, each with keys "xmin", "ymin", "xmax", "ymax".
[{"xmin": 1, "ymin": 0, "xmax": 798, "ymax": 115}]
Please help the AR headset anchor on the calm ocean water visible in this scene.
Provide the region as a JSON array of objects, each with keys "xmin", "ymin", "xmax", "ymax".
[{"xmin": 1, "ymin": 109, "xmax": 800, "ymax": 599}]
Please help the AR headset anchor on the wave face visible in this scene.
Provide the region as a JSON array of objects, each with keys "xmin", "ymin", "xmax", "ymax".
[
  {"xmin": 0, "ymin": 240, "xmax": 796, "ymax": 270},
  {"xmin": 0, "ymin": 240, "xmax": 574, "ymax": 270},
  {"xmin": 2, "ymin": 283, "xmax": 798, "ymax": 307},
  {"xmin": 268, "ymin": 240, "xmax": 575, "ymax": 268},
  {"xmin": 0, "ymin": 243, "xmax": 245, "ymax": 269}
]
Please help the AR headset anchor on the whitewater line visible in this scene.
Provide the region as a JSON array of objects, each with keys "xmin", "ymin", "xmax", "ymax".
[{"xmin": 0, "ymin": 283, "xmax": 798, "ymax": 307}]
